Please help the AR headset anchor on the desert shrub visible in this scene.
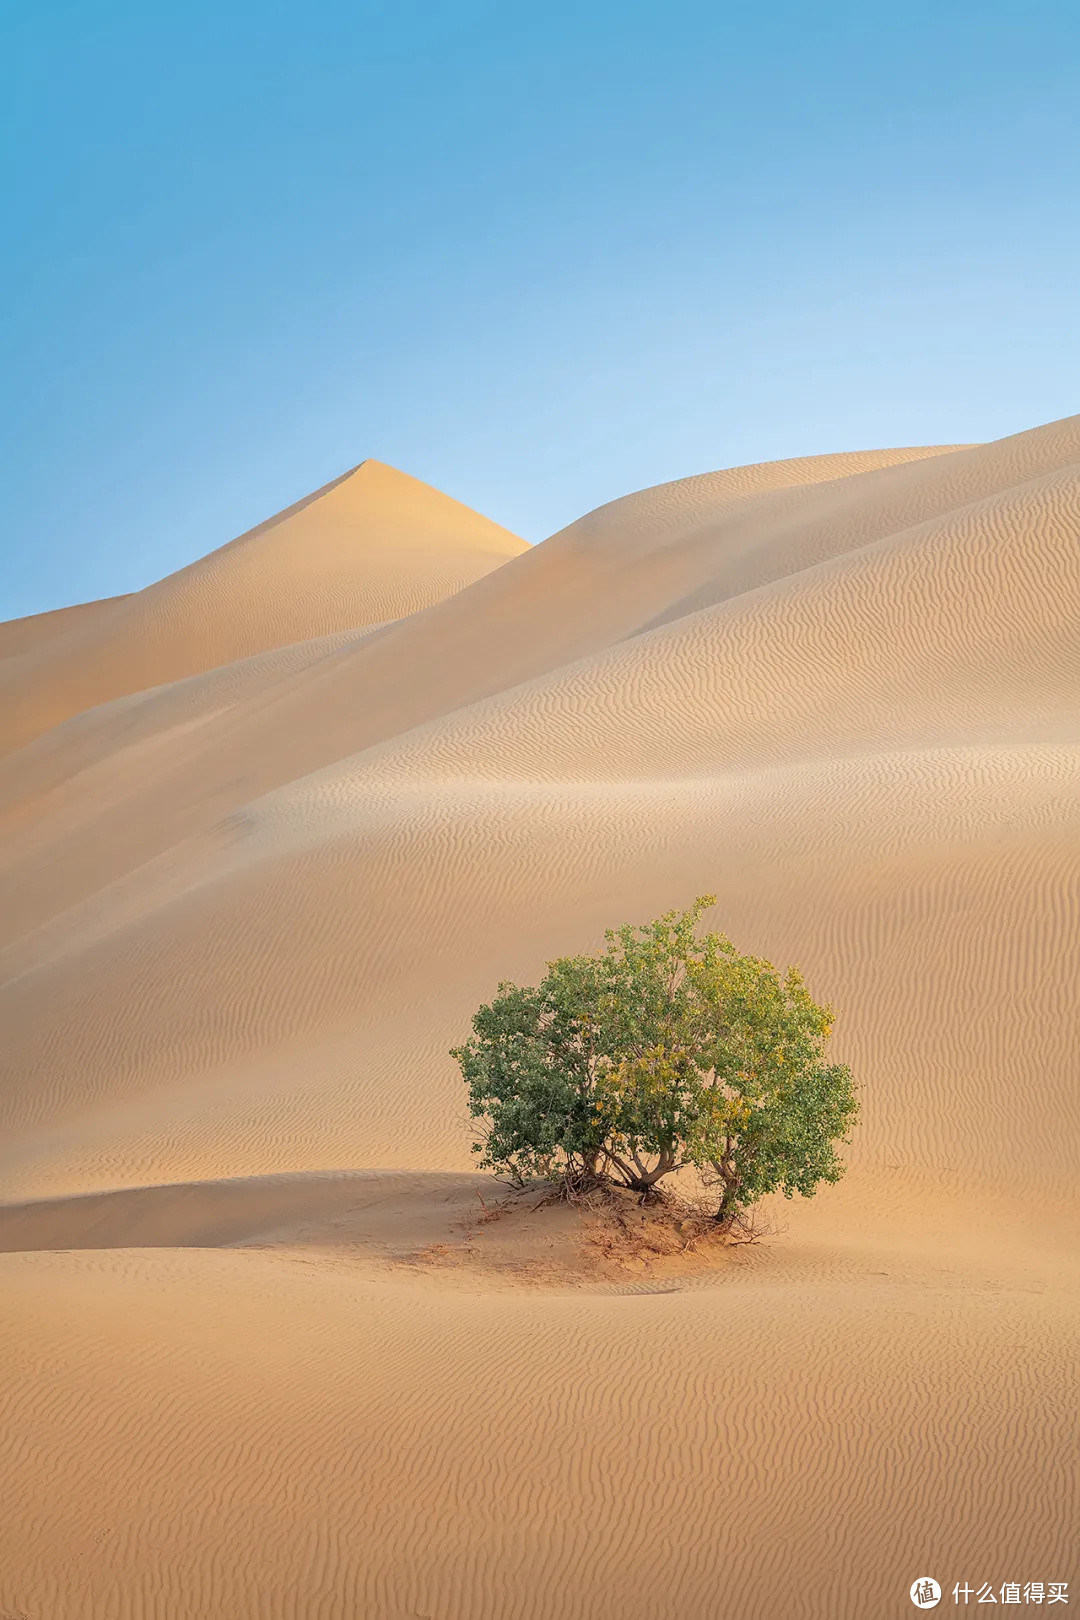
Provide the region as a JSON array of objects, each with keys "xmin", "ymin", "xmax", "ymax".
[{"xmin": 451, "ymin": 897, "xmax": 858, "ymax": 1223}]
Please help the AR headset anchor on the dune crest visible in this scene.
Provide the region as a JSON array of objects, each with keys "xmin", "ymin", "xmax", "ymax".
[
  {"xmin": 0, "ymin": 459, "xmax": 526, "ymax": 758},
  {"xmin": 1, "ymin": 423, "xmax": 1077, "ymax": 1619}
]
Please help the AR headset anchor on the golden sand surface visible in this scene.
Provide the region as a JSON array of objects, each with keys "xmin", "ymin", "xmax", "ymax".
[{"xmin": 1, "ymin": 423, "xmax": 1077, "ymax": 1618}]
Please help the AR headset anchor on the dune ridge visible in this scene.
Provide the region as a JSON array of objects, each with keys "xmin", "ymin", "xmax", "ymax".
[
  {"xmin": 0, "ymin": 459, "xmax": 527, "ymax": 759},
  {"xmin": 1, "ymin": 421, "xmax": 1077, "ymax": 1619}
]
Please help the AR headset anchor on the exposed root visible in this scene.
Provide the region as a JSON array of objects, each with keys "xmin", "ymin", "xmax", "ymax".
[
  {"xmin": 718, "ymin": 1205, "xmax": 787, "ymax": 1246},
  {"xmin": 405, "ymin": 1175, "xmax": 780, "ymax": 1287}
]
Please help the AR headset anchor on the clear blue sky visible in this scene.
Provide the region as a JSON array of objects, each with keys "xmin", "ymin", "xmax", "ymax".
[{"xmin": 2, "ymin": 0, "xmax": 1078, "ymax": 618}]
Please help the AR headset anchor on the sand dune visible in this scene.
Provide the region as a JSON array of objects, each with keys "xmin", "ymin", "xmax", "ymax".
[
  {"xmin": 0, "ymin": 460, "xmax": 526, "ymax": 758},
  {"xmin": 1, "ymin": 422, "xmax": 1077, "ymax": 1618},
  {"xmin": 0, "ymin": 593, "xmax": 131, "ymax": 660},
  {"xmin": 2, "ymin": 1243, "xmax": 1075, "ymax": 1620}
]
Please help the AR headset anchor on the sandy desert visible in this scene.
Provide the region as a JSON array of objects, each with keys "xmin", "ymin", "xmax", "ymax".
[{"xmin": 1, "ymin": 421, "xmax": 1077, "ymax": 1618}]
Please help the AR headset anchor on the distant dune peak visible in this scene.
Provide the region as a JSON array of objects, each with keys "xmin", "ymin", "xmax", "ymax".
[{"xmin": 0, "ymin": 457, "xmax": 526, "ymax": 758}]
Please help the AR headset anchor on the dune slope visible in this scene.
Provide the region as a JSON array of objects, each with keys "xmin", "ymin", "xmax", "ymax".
[
  {"xmin": 0, "ymin": 459, "xmax": 526, "ymax": 758},
  {"xmin": 1, "ymin": 424, "xmax": 1077, "ymax": 1620}
]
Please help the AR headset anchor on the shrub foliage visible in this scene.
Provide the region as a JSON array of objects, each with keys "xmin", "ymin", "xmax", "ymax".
[{"xmin": 451, "ymin": 898, "xmax": 858, "ymax": 1223}]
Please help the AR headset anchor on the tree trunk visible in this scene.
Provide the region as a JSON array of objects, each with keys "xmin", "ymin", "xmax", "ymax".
[
  {"xmin": 605, "ymin": 1147, "xmax": 674, "ymax": 1193},
  {"xmin": 711, "ymin": 1157, "xmax": 741, "ymax": 1225}
]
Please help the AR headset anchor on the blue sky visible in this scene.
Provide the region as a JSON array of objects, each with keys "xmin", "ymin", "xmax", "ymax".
[{"xmin": 2, "ymin": 0, "xmax": 1078, "ymax": 618}]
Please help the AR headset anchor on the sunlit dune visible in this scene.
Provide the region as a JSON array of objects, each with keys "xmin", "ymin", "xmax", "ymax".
[
  {"xmin": 0, "ymin": 460, "xmax": 526, "ymax": 759},
  {"xmin": 1, "ymin": 420, "xmax": 1077, "ymax": 1618}
]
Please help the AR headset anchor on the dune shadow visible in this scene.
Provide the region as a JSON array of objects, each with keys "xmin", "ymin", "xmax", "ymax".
[{"xmin": 0, "ymin": 1168, "xmax": 491, "ymax": 1254}]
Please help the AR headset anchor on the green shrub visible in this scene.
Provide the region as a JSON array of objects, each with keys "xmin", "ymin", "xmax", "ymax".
[{"xmin": 451, "ymin": 897, "xmax": 858, "ymax": 1224}]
